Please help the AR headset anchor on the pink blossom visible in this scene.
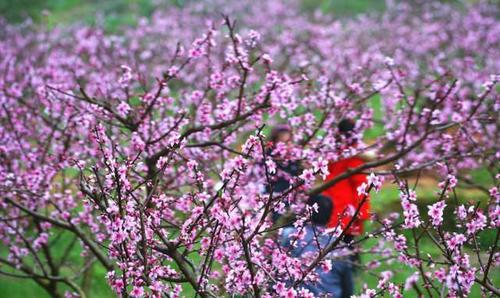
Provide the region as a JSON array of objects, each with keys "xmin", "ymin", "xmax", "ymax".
[
  {"xmin": 117, "ymin": 102, "xmax": 131, "ymax": 118},
  {"xmin": 446, "ymin": 233, "xmax": 467, "ymax": 251},
  {"xmin": 357, "ymin": 182, "xmax": 369, "ymax": 197},
  {"xmin": 130, "ymin": 286, "xmax": 144, "ymax": 297},
  {"xmin": 265, "ymin": 158, "xmax": 277, "ymax": 175},
  {"xmin": 400, "ymin": 191, "xmax": 421, "ymax": 229},
  {"xmin": 428, "ymin": 200, "xmax": 446, "ymax": 226},
  {"xmin": 466, "ymin": 210, "xmax": 487, "ymax": 234},
  {"xmin": 118, "ymin": 65, "xmax": 133, "ymax": 88},
  {"xmin": 299, "ymin": 169, "xmax": 315, "ymax": 186},
  {"xmin": 367, "ymin": 173, "xmax": 383, "ymax": 192},
  {"xmin": 404, "ymin": 272, "xmax": 419, "ymax": 291},
  {"xmin": 312, "ymin": 157, "xmax": 329, "ymax": 179}
]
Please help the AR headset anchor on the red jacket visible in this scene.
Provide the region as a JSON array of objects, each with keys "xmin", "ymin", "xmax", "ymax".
[{"xmin": 323, "ymin": 157, "xmax": 370, "ymax": 235}]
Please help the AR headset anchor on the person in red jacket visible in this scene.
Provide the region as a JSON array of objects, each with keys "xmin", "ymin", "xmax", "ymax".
[{"xmin": 323, "ymin": 119, "xmax": 370, "ymax": 240}]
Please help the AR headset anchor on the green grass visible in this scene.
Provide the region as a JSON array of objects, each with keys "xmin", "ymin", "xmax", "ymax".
[
  {"xmin": 301, "ymin": 0, "xmax": 385, "ymax": 16},
  {"xmin": 364, "ymin": 94, "xmax": 385, "ymax": 140},
  {"xmin": 0, "ymin": 265, "xmax": 112, "ymax": 298},
  {"xmin": 0, "ymin": 230, "xmax": 115, "ymax": 297},
  {"xmin": 358, "ymin": 240, "xmax": 500, "ymax": 297},
  {"xmin": 0, "ymin": 277, "xmax": 51, "ymax": 298},
  {"xmin": 1, "ymin": 0, "xmax": 160, "ymax": 31},
  {"xmin": 1, "ymin": 0, "xmax": 387, "ymax": 30}
]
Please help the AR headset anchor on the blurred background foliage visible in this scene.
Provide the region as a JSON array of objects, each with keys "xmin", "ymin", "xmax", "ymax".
[
  {"xmin": 0, "ymin": 0, "xmax": 479, "ymax": 34},
  {"xmin": 2, "ymin": 0, "xmax": 385, "ymax": 25},
  {"xmin": 0, "ymin": 0, "xmax": 478, "ymax": 27}
]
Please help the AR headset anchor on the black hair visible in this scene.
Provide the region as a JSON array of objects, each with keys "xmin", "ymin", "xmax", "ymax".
[
  {"xmin": 338, "ymin": 119, "xmax": 355, "ymax": 135},
  {"xmin": 307, "ymin": 194, "xmax": 333, "ymax": 225},
  {"xmin": 269, "ymin": 125, "xmax": 292, "ymax": 143}
]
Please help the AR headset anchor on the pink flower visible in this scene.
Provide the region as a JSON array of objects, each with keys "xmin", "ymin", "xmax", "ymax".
[
  {"xmin": 283, "ymin": 288, "xmax": 297, "ymax": 298},
  {"xmin": 33, "ymin": 233, "xmax": 49, "ymax": 250},
  {"xmin": 188, "ymin": 48, "xmax": 203, "ymax": 58},
  {"xmin": 245, "ymin": 30, "xmax": 261, "ymax": 47},
  {"xmin": 428, "ymin": 200, "xmax": 446, "ymax": 226},
  {"xmin": 367, "ymin": 173, "xmax": 383, "ymax": 192},
  {"xmin": 448, "ymin": 175, "xmax": 458, "ymax": 188},
  {"xmin": 359, "ymin": 289, "xmax": 377, "ymax": 298},
  {"xmin": 117, "ymin": 102, "xmax": 131, "ymax": 118},
  {"xmin": 434, "ymin": 267, "xmax": 447, "ymax": 282},
  {"xmin": 456, "ymin": 205, "xmax": 467, "ymax": 220},
  {"xmin": 489, "ymin": 205, "xmax": 500, "ymax": 227},
  {"xmin": 118, "ymin": 65, "xmax": 133, "ymax": 88},
  {"xmin": 265, "ymin": 158, "xmax": 277, "ymax": 175},
  {"xmin": 210, "ymin": 72, "xmax": 225, "ymax": 90},
  {"xmin": 298, "ymin": 288, "xmax": 314, "ymax": 298},
  {"xmin": 273, "ymin": 282, "xmax": 286, "ymax": 294},
  {"xmin": 466, "ymin": 210, "xmax": 487, "ymax": 235},
  {"xmin": 312, "ymin": 157, "xmax": 329, "ymax": 179},
  {"xmin": 446, "ymin": 233, "xmax": 466, "ymax": 251},
  {"xmin": 489, "ymin": 186, "xmax": 499, "ymax": 201},
  {"xmin": 400, "ymin": 190, "xmax": 421, "ymax": 228},
  {"xmin": 357, "ymin": 182, "xmax": 368, "ymax": 196},
  {"xmin": 113, "ymin": 279, "xmax": 124, "ymax": 294},
  {"xmin": 377, "ymin": 271, "xmax": 393, "ymax": 288},
  {"xmin": 130, "ymin": 286, "xmax": 144, "ymax": 297},
  {"xmin": 261, "ymin": 54, "xmax": 273, "ymax": 64},
  {"xmin": 320, "ymin": 259, "xmax": 332, "ymax": 272},
  {"xmin": 384, "ymin": 56, "xmax": 395, "ymax": 66},
  {"xmin": 404, "ymin": 272, "xmax": 419, "ymax": 290},
  {"xmin": 131, "ymin": 133, "xmax": 145, "ymax": 151},
  {"xmin": 388, "ymin": 283, "xmax": 402, "ymax": 298},
  {"xmin": 167, "ymin": 66, "xmax": 179, "ymax": 76},
  {"xmin": 394, "ymin": 235, "xmax": 408, "ymax": 251},
  {"xmin": 299, "ymin": 169, "xmax": 315, "ymax": 186},
  {"xmin": 111, "ymin": 229, "xmax": 126, "ymax": 244}
]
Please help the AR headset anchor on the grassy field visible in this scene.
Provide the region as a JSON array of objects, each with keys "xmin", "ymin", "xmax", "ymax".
[{"xmin": 0, "ymin": 0, "xmax": 385, "ymax": 31}]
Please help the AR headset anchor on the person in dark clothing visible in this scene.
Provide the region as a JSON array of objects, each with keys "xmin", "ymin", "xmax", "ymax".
[
  {"xmin": 266, "ymin": 125, "xmax": 302, "ymax": 192},
  {"xmin": 280, "ymin": 195, "xmax": 354, "ymax": 297},
  {"xmin": 265, "ymin": 125, "xmax": 302, "ymax": 223}
]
